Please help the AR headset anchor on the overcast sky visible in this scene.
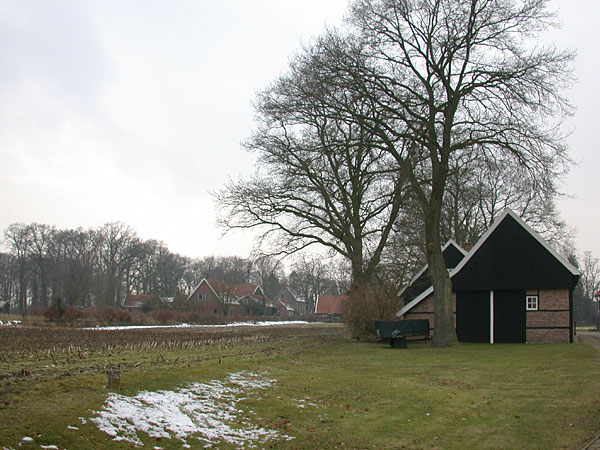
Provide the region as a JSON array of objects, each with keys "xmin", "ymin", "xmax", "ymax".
[{"xmin": 0, "ymin": 0, "xmax": 598, "ymax": 261}]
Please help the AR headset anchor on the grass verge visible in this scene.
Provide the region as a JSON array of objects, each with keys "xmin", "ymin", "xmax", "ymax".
[{"xmin": 1, "ymin": 325, "xmax": 599, "ymax": 449}]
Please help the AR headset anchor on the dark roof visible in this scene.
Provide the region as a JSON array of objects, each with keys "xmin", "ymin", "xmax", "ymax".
[
  {"xmin": 315, "ymin": 295, "xmax": 348, "ymax": 314},
  {"xmin": 452, "ymin": 211, "xmax": 579, "ymax": 291},
  {"xmin": 398, "ymin": 240, "xmax": 467, "ymax": 300}
]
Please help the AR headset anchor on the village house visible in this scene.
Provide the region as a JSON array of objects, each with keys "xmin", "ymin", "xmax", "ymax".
[
  {"xmin": 315, "ymin": 295, "xmax": 348, "ymax": 322},
  {"xmin": 122, "ymin": 294, "xmax": 169, "ymax": 313},
  {"xmin": 185, "ymin": 278, "xmax": 243, "ymax": 318},
  {"xmin": 276, "ymin": 285, "xmax": 307, "ymax": 317},
  {"xmin": 231, "ymin": 284, "xmax": 278, "ymax": 316},
  {"xmin": 396, "ymin": 209, "xmax": 580, "ymax": 344}
]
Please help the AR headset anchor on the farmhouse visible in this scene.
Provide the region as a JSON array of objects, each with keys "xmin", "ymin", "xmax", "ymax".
[
  {"xmin": 276, "ymin": 285, "xmax": 307, "ymax": 317},
  {"xmin": 122, "ymin": 294, "xmax": 167, "ymax": 312},
  {"xmin": 315, "ymin": 295, "xmax": 348, "ymax": 321},
  {"xmin": 232, "ymin": 284, "xmax": 278, "ymax": 316},
  {"xmin": 396, "ymin": 209, "xmax": 580, "ymax": 344},
  {"xmin": 185, "ymin": 278, "xmax": 236, "ymax": 318}
]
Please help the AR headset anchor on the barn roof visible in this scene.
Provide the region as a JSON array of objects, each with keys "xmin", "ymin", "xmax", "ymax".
[
  {"xmin": 123, "ymin": 294, "xmax": 159, "ymax": 308},
  {"xmin": 315, "ymin": 295, "xmax": 348, "ymax": 314},
  {"xmin": 397, "ymin": 240, "xmax": 467, "ymax": 300},
  {"xmin": 396, "ymin": 209, "xmax": 580, "ymax": 317}
]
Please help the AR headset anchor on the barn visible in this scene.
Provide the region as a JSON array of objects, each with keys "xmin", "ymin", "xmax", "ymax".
[{"xmin": 396, "ymin": 209, "xmax": 580, "ymax": 344}]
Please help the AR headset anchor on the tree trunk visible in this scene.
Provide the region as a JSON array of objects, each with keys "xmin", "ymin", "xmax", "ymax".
[{"xmin": 425, "ymin": 196, "xmax": 458, "ymax": 347}]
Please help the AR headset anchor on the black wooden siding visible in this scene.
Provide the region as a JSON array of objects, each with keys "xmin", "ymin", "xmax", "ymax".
[
  {"xmin": 402, "ymin": 243, "xmax": 466, "ymax": 301},
  {"xmin": 452, "ymin": 214, "xmax": 578, "ymax": 292}
]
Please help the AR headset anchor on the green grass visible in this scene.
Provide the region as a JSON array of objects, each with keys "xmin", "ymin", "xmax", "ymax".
[{"xmin": 1, "ymin": 326, "xmax": 599, "ymax": 449}]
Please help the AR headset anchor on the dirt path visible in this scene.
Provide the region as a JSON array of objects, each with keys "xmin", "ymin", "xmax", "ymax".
[
  {"xmin": 577, "ymin": 331, "xmax": 600, "ymax": 354},
  {"xmin": 577, "ymin": 331, "xmax": 600, "ymax": 449}
]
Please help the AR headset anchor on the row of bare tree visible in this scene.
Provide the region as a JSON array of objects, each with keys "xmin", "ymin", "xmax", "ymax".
[{"xmin": 0, "ymin": 222, "xmax": 346, "ymax": 313}]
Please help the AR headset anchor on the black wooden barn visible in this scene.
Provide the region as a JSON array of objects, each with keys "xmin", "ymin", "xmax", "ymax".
[{"xmin": 396, "ymin": 209, "xmax": 580, "ymax": 344}]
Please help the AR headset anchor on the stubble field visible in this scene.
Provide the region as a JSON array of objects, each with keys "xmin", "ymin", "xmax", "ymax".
[{"xmin": 1, "ymin": 323, "xmax": 599, "ymax": 449}]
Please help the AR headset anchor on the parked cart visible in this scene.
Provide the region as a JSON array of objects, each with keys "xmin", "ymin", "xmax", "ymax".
[{"xmin": 373, "ymin": 319, "xmax": 430, "ymax": 348}]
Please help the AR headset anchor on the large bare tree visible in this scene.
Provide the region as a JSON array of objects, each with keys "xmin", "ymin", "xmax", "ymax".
[
  {"xmin": 219, "ymin": 0, "xmax": 573, "ymax": 346},
  {"xmin": 340, "ymin": 0, "xmax": 574, "ymax": 346},
  {"xmin": 214, "ymin": 49, "xmax": 409, "ymax": 283}
]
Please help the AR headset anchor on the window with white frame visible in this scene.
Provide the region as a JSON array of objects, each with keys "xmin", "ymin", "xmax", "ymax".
[
  {"xmin": 198, "ymin": 293, "xmax": 203, "ymax": 301},
  {"xmin": 526, "ymin": 295, "xmax": 538, "ymax": 311}
]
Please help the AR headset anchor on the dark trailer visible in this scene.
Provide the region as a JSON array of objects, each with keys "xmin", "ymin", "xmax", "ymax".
[{"xmin": 374, "ymin": 319, "xmax": 430, "ymax": 348}]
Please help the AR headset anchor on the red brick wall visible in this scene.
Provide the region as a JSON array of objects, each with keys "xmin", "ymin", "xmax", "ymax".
[
  {"xmin": 527, "ymin": 328, "xmax": 570, "ymax": 344},
  {"xmin": 525, "ymin": 289, "xmax": 570, "ymax": 344},
  {"xmin": 404, "ymin": 293, "xmax": 456, "ymax": 331},
  {"xmin": 189, "ymin": 282, "xmax": 214, "ymax": 301}
]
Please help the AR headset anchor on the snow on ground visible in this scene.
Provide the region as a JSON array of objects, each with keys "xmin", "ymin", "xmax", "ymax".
[
  {"xmin": 90, "ymin": 371, "xmax": 293, "ymax": 448},
  {"xmin": 85, "ymin": 320, "xmax": 312, "ymax": 331}
]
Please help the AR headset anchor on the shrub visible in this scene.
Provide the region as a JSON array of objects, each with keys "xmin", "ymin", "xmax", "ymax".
[
  {"xmin": 44, "ymin": 305, "xmax": 61, "ymax": 322},
  {"xmin": 344, "ymin": 280, "xmax": 402, "ymax": 337},
  {"xmin": 117, "ymin": 309, "xmax": 132, "ymax": 323},
  {"xmin": 151, "ymin": 309, "xmax": 174, "ymax": 324},
  {"xmin": 23, "ymin": 307, "xmax": 46, "ymax": 317},
  {"xmin": 63, "ymin": 306, "xmax": 85, "ymax": 322},
  {"xmin": 100, "ymin": 307, "xmax": 120, "ymax": 323}
]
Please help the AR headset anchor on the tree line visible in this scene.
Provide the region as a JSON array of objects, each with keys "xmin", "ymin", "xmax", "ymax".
[{"xmin": 1, "ymin": 222, "xmax": 346, "ymax": 314}]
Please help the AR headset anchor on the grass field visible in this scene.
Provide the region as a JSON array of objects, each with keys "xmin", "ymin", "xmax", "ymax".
[{"xmin": 1, "ymin": 323, "xmax": 599, "ymax": 449}]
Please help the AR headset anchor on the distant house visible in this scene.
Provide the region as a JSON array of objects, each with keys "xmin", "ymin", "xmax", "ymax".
[
  {"xmin": 276, "ymin": 285, "xmax": 307, "ymax": 317},
  {"xmin": 315, "ymin": 295, "xmax": 348, "ymax": 321},
  {"xmin": 122, "ymin": 294, "xmax": 165, "ymax": 312},
  {"xmin": 397, "ymin": 209, "xmax": 580, "ymax": 344},
  {"xmin": 186, "ymin": 278, "xmax": 235, "ymax": 318},
  {"xmin": 232, "ymin": 284, "xmax": 277, "ymax": 316}
]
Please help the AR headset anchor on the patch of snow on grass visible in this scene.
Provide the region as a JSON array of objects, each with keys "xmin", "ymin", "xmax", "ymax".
[
  {"xmin": 90, "ymin": 371, "xmax": 292, "ymax": 448},
  {"xmin": 85, "ymin": 321, "xmax": 312, "ymax": 331}
]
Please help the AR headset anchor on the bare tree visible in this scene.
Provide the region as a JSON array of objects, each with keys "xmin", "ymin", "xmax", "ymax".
[
  {"xmin": 214, "ymin": 42, "xmax": 409, "ymax": 284},
  {"xmin": 24, "ymin": 223, "xmax": 56, "ymax": 308},
  {"xmin": 334, "ymin": 0, "xmax": 574, "ymax": 346},
  {"xmin": 441, "ymin": 149, "xmax": 571, "ymax": 247},
  {"xmin": 249, "ymin": 255, "xmax": 283, "ymax": 299},
  {"xmin": 288, "ymin": 254, "xmax": 341, "ymax": 313},
  {"xmin": 580, "ymin": 252, "xmax": 600, "ymax": 302},
  {"xmin": 0, "ymin": 253, "xmax": 16, "ymax": 310},
  {"xmin": 4, "ymin": 223, "xmax": 31, "ymax": 312},
  {"xmin": 96, "ymin": 222, "xmax": 139, "ymax": 306}
]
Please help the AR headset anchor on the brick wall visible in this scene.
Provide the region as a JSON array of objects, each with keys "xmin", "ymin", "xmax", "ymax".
[
  {"xmin": 526, "ymin": 289, "xmax": 570, "ymax": 344},
  {"xmin": 404, "ymin": 293, "xmax": 456, "ymax": 331},
  {"xmin": 527, "ymin": 328, "xmax": 570, "ymax": 344}
]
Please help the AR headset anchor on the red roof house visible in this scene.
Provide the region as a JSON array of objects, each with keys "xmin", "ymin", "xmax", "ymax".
[
  {"xmin": 122, "ymin": 294, "xmax": 163, "ymax": 312},
  {"xmin": 315, "ymin": 295, "xmax": 348, "ymax": 317}
]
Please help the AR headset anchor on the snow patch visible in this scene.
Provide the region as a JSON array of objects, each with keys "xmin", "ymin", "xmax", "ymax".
[
  {"xmin": 90, "ymin": 371, "xmax": 293, "ymax": 448},
  {"xmin": 85, "ymin": 321, "xmax": 311, "ymax": 331}
]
